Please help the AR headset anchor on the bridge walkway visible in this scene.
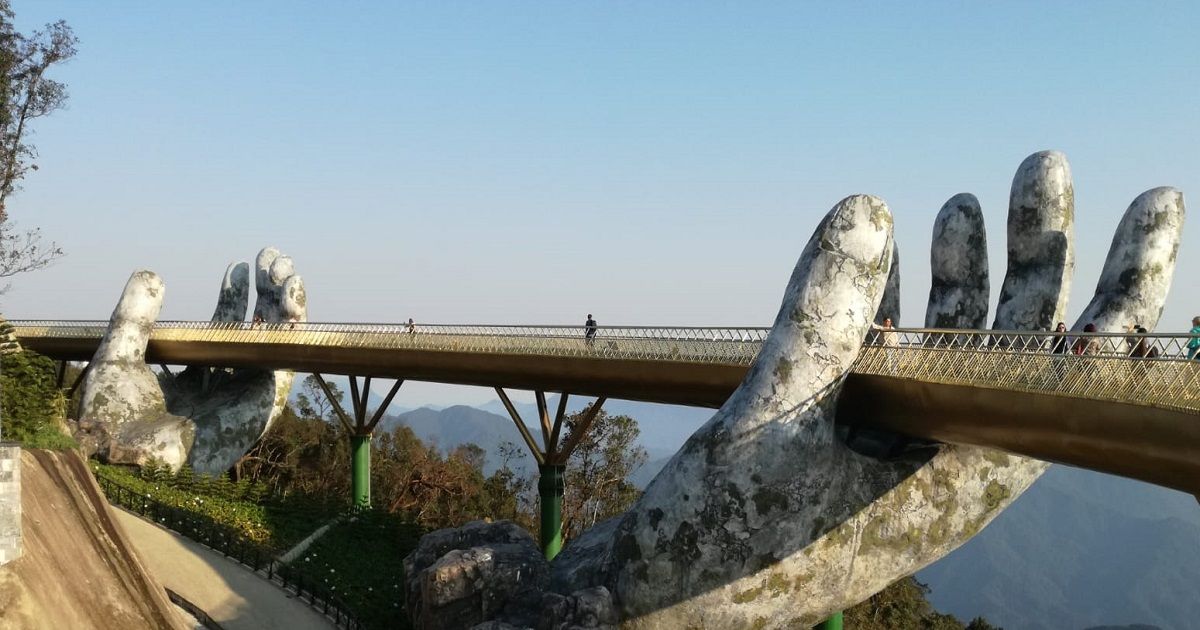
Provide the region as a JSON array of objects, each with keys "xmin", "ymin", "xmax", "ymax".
[{"xmin": 11, "ymin": 321, "xmax": 1200, "ymax": 494}]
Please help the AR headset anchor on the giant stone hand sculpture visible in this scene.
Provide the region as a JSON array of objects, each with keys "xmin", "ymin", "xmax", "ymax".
[
  {"xmin": 77, "ymin": 247, "xmax": 306, "ymax": 475},
  {"xmin": 405, "ymin": 150, "xmax": 1185, "ymax": 629}
]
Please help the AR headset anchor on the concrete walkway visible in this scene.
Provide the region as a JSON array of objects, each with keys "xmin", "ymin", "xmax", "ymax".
[{"xmin": 113, "ymin": 508, "xmax": 333, "ymax": 630}]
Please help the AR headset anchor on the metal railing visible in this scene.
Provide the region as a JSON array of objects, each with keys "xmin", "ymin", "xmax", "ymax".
[
  {"xmin": 97, "ymin": 474, "xmax": 365, "ymax": 629},
  {"xmin": 12, "ymin": 320, "xmax": 1200, "ymax": 412},
  {"xmin": 10, "ymin": 320, "xmax": 771, "ymax": 365},
  {"xmin": 856, "ymin": 329, "xmax": 1200, "ymax": 414}
]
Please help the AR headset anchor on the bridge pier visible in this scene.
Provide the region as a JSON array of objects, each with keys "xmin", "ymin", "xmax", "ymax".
[
  {"xmin": 313, "ymin": 373, "xmax": 403, "ymax": 511},
  {"xmin": 495, "ymin": 388, "xmax": 606, "ymax": 560},
  {"xmin": 538, "ymin": 464, "xmax": 565, "ymax": 559},
  {"xmin": 351, "ymin": 433, "xmax": 372, "ymax": 510}
]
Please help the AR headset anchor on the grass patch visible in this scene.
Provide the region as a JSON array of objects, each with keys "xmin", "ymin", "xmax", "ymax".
[{"xmin": 93, "ymin": 462, "xmax": 343, "ymax": 550}]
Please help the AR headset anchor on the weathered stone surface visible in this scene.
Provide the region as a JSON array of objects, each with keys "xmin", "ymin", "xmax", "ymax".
[
  {"xmin": 926, "ymin": 193, "xmax": 989, "ymax": 329},
  {"xmin": 0, "ymin": 445, "xmax": 21, "ymax": 565},
  {"xmin": 550, "ymin": 191, "xmax": 1056, "ymax": 627},
  {"xmin": 550, "ymin": 152, "xmax": 1170, "ymax": 627},
  {"xmin": 874, "ymin": 246, "xmax": 901, "ymax": 325},
  {"xmin": 994, "ymin": 150, "xmax": 1074, "ymax": 331},
  {"xmin": 405, "ymin": 521, "xmax": 549, "ymax": 630},
  {"xmin": 1073, "ymin": 187, "xmax": 1185, "ymax": 332},
  {"xmin": 211, "ymin": 262, "xmax": 249, "ymax": 322},
  {"xmin": 77, "ymin": 247, "xmax": 304, "ymax": 474},
  {"xmin": 76, "ymin": 271, "xmax": 192, "ymax": 469},
  {"xmin": 537, "ymin": 587, "xmax": 617, "ymax": 629}
]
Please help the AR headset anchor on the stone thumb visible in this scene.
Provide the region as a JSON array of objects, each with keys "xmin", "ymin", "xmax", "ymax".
[{"xmin": 94, "ymin": 270, "xmax": 164, "ymax": 364}]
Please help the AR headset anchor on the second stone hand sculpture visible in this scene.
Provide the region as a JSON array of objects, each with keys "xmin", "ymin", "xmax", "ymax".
[{"xmin": 76, "ymin": 247, "xmax": 307, "ymax": 475}]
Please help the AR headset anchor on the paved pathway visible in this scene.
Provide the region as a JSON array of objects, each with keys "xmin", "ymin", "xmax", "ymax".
[{"xmin": 113, "ymin": 508, "xmax": 333, "ymax": 630}]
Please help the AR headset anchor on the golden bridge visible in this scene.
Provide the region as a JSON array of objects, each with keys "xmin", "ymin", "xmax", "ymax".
[{"xmin": 11, "ymin": 320, "xmax": 1200, "ymax": 496}]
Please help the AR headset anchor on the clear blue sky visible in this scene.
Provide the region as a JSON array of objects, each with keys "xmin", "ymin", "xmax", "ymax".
[{"xmin": 7, "ymin": 2, "xmax": 1199, "ymax": 405}]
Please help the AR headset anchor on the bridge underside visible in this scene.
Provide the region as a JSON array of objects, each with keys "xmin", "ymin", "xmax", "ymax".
[{"xmin": 24, "ymin": 334, "xmax": 1200, "ymax": 496}]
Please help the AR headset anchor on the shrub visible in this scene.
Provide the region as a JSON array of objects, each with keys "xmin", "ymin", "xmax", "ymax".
[{"xmin": 0, "ymin": 345, "xmax": 75, "ymax": 449}]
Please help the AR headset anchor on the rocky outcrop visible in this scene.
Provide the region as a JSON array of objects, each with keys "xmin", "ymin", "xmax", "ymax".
[
  {"xmin": 407, "ymin": 151, "xmax": 1186, "ymax": 628},
  {"xmin": 76, "ymin": 247, "xmax": 305, "ymax": 475},
  {"xmin": 404, "ymin": 521, "xmax": 617, "ymax": 630}
]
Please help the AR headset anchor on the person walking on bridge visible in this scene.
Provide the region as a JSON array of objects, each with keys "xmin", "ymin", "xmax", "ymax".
[
  {"xmin": 870, "ymin": 317, "xmax": 899, "ymax": 348},
  {"xmin": 1130, "ymin": 326, "xmax": 1158, "ymax": 359},
  {"xmin": 584, "ymin": 314, "xmax": 598, "ymax": 346},
  {"xmin": 1073, "ymin": 323, "xmax": 1100, "ymax": 356},
  {"xmin": 1051, "ymin": 322, "xmax": 1069, "ymax": 355},
  {"xmin": 1189, "ymin": 316, "xmax": 1200, "ymax": 360},
  {"xmin": 1051, "ymin": 322, "xmax": 1069, "ymax": 382}
]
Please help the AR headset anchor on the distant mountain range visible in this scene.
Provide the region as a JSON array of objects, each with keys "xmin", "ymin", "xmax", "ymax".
[
  {"xmin": 376, "ymin": 405, "xmax": 539, "ymax": 476},
  {"xmin": 287, "ymin": 378, "xmax": 1198, "ymax": 628},
  {"xmin": 918, "ymin": 465, "xmax": 1200, "ymax": 630},
  {"xmin": 374, "ymin": 397, "xmax": 706, "ymax": 483}
]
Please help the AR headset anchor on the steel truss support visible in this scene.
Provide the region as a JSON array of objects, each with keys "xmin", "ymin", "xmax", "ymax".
[
  {"xmin": 494, "ymin": 388, "xmax": 607, "ymax": 560},
  {"xmin": 313, "ymin": 373, "xmax": 403, "ymax": 510}
]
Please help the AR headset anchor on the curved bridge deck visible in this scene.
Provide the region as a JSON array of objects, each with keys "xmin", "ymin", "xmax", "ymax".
[{"xmin": 11, "ymin": 321, "xmax": 1200, "ymax": 494}]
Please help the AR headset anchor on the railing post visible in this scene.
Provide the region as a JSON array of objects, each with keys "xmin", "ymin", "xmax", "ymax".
[
  {"xmin": 814, "ymin": 611, "xmax": 843, "ymax": 629},
  {"xmin": 538, "ymin": 463, "xmax": 565, "ymax": 560},
  {"xmin": 351, "ymin": 432, "xmax": 371, "ymax": 510}
]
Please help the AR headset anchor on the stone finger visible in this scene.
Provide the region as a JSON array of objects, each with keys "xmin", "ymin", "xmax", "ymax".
[
  {"xmin": 251, "ymin": 247, "xmax": 297, "ymax": 323},
  {"xmin": 91, "ymin": 271, "xmax": 165, "ymax": 366},
  {"xmin": 993, "ymin": 150, "xmax": 1075, "ymax": 331},
  {"xmin": 588, "ymin": 195, "xmax": 894, "ymax": 619},
  {"xmin": 925, "ymin": 193, "xmax": 989, "ymax": 329},
  {"xmin": 731, "ymin": 194, "xmax": 894, "ymax": 420},
  {"xmin": 1072, "ymin": 187, "xmax": 1185, "ymax": 332},
  {"xmin": 282, "ymin": 275, "xmax": 307, "ymax": 322},
  {"xmin": 211, "ymin": 262, "xmax": 249, "ymax": 322},
  {"xmin": 79, "ymin": 271, "xmax": 190, "ymax": 468}
]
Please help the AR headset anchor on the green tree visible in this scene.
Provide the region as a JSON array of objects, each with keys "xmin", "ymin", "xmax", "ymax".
[
  {"xmin": 561, "ymin": 404, "xmax": 647, "ymax": 540},
  {"xmin": 0, "ymin": 335, "xmax": 73, "ymax": 448},
  {"xmin": 235, "ymin": 402, "xmax": 350, "ymax": 497},
  {"xmin": 844, "ymin": 576, "xmax": 999, "ymax": 630},
  {"xmin": 294, "ymin": 374, "xmax": 343, "ymax": 422},
  {"xmin": 0, "ymin": 1, "xmax": 76, "ymax": 281}
]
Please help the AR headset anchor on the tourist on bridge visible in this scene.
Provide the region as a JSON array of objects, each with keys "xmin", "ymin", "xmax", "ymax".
[
  {"xmin": 406, "ymin": 318, "xmax": 416, "ymax": 334},
  {"xmin": 1189, "ymin": 316, "xmax": 1200, "ymax": 360},
  {"xmin": 584, "ymin": 314, "xmax": 598, "ymax": 346},
  {"xmin": 1073, "ymin": 323, "xmax": 1100, "ymax": 356},
  {"xmin": 870, "ymin": 317, "xmax": 900, "ymax": 348},
  {"xmin": 1051, "ymin": 322, "xmax": 1069, "ymax": 354},
  {"xmin": 1130, "ymin": 326, "xmax": 1159, "ymax": 359},
  {"xmin": 1051, "ymin": 322, "xmax": 1069, "ymax": 381}
]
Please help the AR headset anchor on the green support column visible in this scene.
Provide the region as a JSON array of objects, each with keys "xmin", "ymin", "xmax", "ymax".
[
  {"xmin": 538, "ymin": 464, "xmax": 565, "ymax": 560},
  {"xmin": 351, "ymin": 432, "xmax": 372, "ymax": 510},
  {"xmin": 815, "ymin": 611, "xmax": 843, "ymax": 629}
]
